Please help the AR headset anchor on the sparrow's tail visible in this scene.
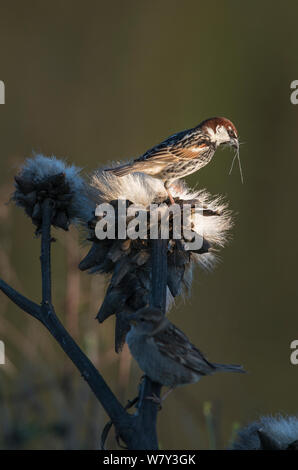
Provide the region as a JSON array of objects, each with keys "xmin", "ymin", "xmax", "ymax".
[
  {"xmin": 213, "ymin": 363, "xmax": 246, "ymax": 374},
  {"xmin": 104, "ymin": 163, "xmax": 137, "ymax": 177},
  {"xmin": 105, "ymin": 160, "xmax": 160, "ymax": 177}
]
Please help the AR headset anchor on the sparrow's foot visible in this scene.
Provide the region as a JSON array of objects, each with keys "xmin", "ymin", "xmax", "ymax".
[
  {"xmin": 165, "ymin": 186, "xmax": 175, "ymax": 205},
  {"xmin": 146, "ymin": 393, "xmax": 163, "ymax": 410},
  {"xmin": 146, "ymin": 387, "xmax": 174, "ymax": 409}
]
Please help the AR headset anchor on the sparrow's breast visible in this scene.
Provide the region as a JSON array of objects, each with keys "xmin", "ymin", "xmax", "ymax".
[
  {"xmin": 126, "ymin": 330, "xmax": 201, "ymax": 387},
  {"xmin": 160, "ymin": 149, "xmax": 215, "ymax": 182}
]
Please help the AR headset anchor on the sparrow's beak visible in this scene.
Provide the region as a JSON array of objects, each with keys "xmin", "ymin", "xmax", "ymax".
[
  {"xmin": 231, "ymin": 138, "xmax": 239, "ymax": 150},
  {"xmin": 228, "ymin": 137, "xmax": 243, "ymax": 184}
]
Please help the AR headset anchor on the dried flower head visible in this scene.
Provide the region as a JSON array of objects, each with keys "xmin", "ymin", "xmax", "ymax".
[
  {"xmin": 13, "ymin": 155, "xmax": 93, "ymax": 233},
  {"xmin": 80, "ymin": 171, "xmax": 233, "ymax": 351},
  {"xmin": 232, "ymin": 415, "xmax": 298, "ymax": 450}
]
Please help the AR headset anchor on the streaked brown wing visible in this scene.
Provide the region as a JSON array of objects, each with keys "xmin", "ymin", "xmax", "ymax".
[
  {"xmin": 138, "ymin": 143, "xmax": 207, "ymax": 164},
  {"xmin": 154, "ymin": 324, "xmax": 214, "ymax": 374}
]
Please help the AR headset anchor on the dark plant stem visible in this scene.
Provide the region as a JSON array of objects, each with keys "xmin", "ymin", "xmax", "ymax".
[
  {"xmin": 150, "ymin": 238, "xmax": 168, "ymax": 312},
  {"xmin": 0, "ymin": 278, "xmax": 41, "ymax": 320},
  {"xmin": 40, "ymin": 303, "xmax": 131, "ymax": 429},
  {"xmin": 40, "ymin": 199, "xmax": 53, "ymax": 305},
  {"xmin": 0, "ymin": 200, "xmax": 169, "ymax": 450},
  {"xmin": 134, "ymin": 238, "xmax": 168, "ymax": 450},
  {"xmin": 0, "ymin": 200, "xmax": 130, "ymax": 437}
]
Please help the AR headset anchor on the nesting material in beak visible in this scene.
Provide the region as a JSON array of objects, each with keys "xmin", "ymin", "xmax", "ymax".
[{"xmin": 229, "ymin": 139, "xmax": 243, "ymax": 184}]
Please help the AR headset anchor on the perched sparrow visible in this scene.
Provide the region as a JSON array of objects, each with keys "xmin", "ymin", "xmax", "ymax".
[
  {"xmin": 106, "ymin": 117, "xmax": 239, "ymax": 203},
  {"xmin": 126, "ymin": 307, "xmax": 245, "ymax": 392}
]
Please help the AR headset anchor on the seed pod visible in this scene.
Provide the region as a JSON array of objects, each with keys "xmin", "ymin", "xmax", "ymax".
[
  {"xmin": 13, "ymin": 155, "xmax": 94, "ymax": 233},
  {"xmin": 52, "ymin": 211, "xmax": 70, "ymax": 231},
  {"xmin": 32, "ymin": 202, "xmax": 41, "ymax": 220},
  {"xmin": 80, "ymin": 172, "xmax": 233, "ymax": 351}
]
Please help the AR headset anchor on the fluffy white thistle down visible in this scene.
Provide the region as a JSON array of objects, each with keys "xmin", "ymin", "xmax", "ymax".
[
  {"xmin": 232, "ymin": 415, "xmax": 298, "ymax": 450},
  {"xmin": 13, "ymin": 155, "xmax": 93, "ymax": 232},
  {"xmin": 80, "ymin": 170, "xmax": 233, "ymax": 351},
  {"xmin": 12, "ymin": 156, "xmax": 234, "ymax": 352}
]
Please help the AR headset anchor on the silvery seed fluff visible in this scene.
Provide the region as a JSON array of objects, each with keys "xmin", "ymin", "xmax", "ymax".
[
  {"xmin": 13, "ymin": 155, "xmax": 93, "ymax": 232},
  {"xmin": 231, "ymin": 415, "xmax": 298, "ymax": 450},
  {"xmin": 79, "ymin": 172, "xmax": 233, "ymax": 351}
]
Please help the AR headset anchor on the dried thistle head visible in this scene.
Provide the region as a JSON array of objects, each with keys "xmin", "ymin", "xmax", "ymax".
[
  {"xmin": 80, "ymin": 171, "xmax": 233, "ymax": 352},
  {"xmin": 231, "ymin": 415, "xmax": 298, "ymax": 450},
  {"xmin": 13, "ymin": 155, "xmax": 93, "ymax": 233}
]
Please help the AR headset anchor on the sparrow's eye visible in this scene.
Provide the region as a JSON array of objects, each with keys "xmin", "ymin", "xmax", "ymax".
[{"xmin": 228, "ymin": 128, "xmax": 236, "ymax": 139}]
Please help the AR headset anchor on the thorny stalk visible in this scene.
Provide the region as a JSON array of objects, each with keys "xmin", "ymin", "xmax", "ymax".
[{"xmin": 0, "ymin": 198, "xmax": 168, "ymax": 449}]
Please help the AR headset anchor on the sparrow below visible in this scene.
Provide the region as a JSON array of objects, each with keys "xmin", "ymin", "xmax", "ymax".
[
  {"xmin": 126, "ymin": 307, "xmax": 245, "ymax": 396},
  {"xmin": 106, "ymin": 117, "xmax": 239, "ymax": 203}
]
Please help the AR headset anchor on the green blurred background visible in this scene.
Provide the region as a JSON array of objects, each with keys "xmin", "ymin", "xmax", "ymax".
[{"xmin": 0, "ymin": 0, "xmax": 298, "ymax": 449}]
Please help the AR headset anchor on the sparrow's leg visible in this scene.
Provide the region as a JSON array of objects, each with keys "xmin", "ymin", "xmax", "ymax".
[
  {"xmin": 164, "ymin": 182, "xmax": 175, "ymax": 205},
  {"xmin": 146, "ymin": 387, "xmax": 175, "ymax": 409}
]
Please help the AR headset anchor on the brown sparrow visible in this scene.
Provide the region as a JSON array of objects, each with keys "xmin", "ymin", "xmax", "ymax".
[
  {"xmin": 106, "ymin": 117, "xmax": 239, "ymax": 203},
  {"xmin": 126, "ymin": 307, "xmax": 245, "ymax": 394}
]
